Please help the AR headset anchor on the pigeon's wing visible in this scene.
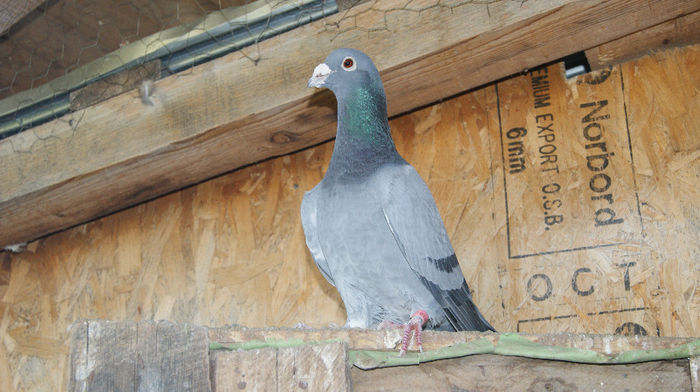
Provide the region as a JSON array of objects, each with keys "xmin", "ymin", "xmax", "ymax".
[
  {"xmin": 301, "ymin": 186, "xmax": 335, "ymax": 287},
  {"xmin": 379, "ymin": 164, "xmax": 494, "ymax": 331}
]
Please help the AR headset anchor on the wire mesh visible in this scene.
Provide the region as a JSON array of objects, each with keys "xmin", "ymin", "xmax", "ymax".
[{"xmin": 0, "ymin": 0, "xmax": 337, "ymax": 139}]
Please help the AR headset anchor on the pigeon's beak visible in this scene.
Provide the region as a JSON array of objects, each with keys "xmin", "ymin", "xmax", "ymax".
[{"xmin": 308, "ymin": 63, "xmax": 332, "ymax": 88}]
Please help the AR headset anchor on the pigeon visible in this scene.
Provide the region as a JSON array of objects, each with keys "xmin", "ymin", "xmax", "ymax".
[{"xmin": 302, "ymin": 48, "xmax": 494, "ymax": 354}]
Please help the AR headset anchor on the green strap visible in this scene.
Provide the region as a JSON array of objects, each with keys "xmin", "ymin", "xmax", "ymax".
[{"xmin": 210, "ymin": 333, "xmax": 700, "ymax": 370}]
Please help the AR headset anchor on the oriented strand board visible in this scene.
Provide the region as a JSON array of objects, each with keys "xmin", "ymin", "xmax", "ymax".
[
  {"xmin": 0, "ymin": 46, "xmax": 698, "ymax": 391},
  {"xmin": 491, "ymin": 45, "xmax": 699, "ymax": 338}
]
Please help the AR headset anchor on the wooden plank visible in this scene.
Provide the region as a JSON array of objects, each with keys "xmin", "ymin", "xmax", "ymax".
[
  {"xmin": 276, "ymin": 342, "xmax": 350, "ymax": 391},
  {"xmin": 137, "ymin": 336, "xmax": 349, "ymax": 391},
  {"xmin": 68, "ymin": 320, "xmax": 136, "ymax": 391},
  {"xmin": 71, "ymin": 323, "xmax": 695, "ymax": 391},
  {"xmin": 351, "ymin": 354, "xmax": 693, "ymax": 391},
  {"xmin": 209, "ymin": 328, "xmax": 695, "ymax": 390},
  {"xmin": 2, "ymin": 0, "xmax": 699, "ymax": 247},
  {"xmin": 68, "ymin": 320, "xmax": 211, "ymax": 392},
  {"xmin": 586, "ymin": 10, "xmax": 700, "ymax": 69},
  {"xmin": 210, "ymin": 348, "xmax": 278, "ymax": 392}
]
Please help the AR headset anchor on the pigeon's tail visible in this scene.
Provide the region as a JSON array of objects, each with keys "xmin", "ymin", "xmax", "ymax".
[
  {"xmin": 443, "ymin": 297, "xmax": 496, "ymax": 332},
  {"xmin": 440, "ymin": 281, "xmax": 496, "ymax": 332},
  {"xmin": 419, "ymin": 276, "xmax": 496, "ymax": 332}
]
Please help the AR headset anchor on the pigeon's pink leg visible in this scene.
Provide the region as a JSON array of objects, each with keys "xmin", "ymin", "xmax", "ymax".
[{"xmin": 378, "ymin": 310, "xmax": 429, "ymax": 356}]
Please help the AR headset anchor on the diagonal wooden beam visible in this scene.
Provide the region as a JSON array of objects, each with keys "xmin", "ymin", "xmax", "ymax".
[
  {"xmin": 1, "ymin": 0, "xmax": 699, "ymax": 247},
  {"xmin": 586, "ymin": 9, "xmax": 700, "ymax": 69}
]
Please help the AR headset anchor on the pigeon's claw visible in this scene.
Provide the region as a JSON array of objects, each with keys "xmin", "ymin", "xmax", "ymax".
[
  {"xmin": 399, "ymin": 310, "xmax": 429, "ymax": 356},
  {"xmin": 379, "ymin": 310, "xmax": 430, "ymax": 356}
]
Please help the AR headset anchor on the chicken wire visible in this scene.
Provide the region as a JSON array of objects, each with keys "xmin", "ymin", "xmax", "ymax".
[{"xmin": 0, "ymin": 0, "xmax": 338, "ymax": 139}]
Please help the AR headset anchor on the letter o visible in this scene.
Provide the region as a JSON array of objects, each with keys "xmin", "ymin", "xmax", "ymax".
[
  {"xmin": 572, "ymin": 267, "xmax": 595, "ymax": 296},
  {"xmin": 527, "ymin": 273, "xmax": 553, "ymax": 301}
]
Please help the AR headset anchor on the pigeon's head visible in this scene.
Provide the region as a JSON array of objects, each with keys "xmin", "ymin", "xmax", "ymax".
[{"xmin": 307, "ymin": 48, "xmax": 383, "ymax": 97}]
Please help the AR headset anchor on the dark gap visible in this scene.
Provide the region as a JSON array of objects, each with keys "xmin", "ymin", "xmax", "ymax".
[{"xmin": 563, "ymin": 51, "xmax": 591, "ymax": 79}]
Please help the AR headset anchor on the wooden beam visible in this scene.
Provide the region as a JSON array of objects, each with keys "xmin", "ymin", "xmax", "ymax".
[
  {"xmin": 586, "ymin": 9, "xmax": 700, "ymax": 69},
  {"xmin": 351, "ymin": 355, "xmax": 692, "ymax": 391},
  {"xmin": 1, "ymin": 0, "xmax": 699, "ymax": 247},
  {"xmin": 68, "ymin": 60, "xmax": 161, "ymax": 111}
]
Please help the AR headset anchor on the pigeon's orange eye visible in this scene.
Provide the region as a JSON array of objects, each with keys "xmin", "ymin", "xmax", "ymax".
[{"xmin": 341, "ymin": 56, "xmax": 356, "ymax": 71}]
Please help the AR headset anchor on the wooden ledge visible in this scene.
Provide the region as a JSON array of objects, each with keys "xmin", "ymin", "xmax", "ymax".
[{"xmin": 69, "ymin": 320, "xmax": 699, "ymax": 391}]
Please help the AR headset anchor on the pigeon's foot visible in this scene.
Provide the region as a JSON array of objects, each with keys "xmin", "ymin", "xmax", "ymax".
[{"xmin": 378, "ymin": 310, "xmax": 429, "ymax": 356}]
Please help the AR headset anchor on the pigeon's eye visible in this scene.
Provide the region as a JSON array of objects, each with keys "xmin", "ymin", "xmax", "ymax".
[{"xmin": 341, "ymin": 57, "xmax": 356, "ymax": 71}]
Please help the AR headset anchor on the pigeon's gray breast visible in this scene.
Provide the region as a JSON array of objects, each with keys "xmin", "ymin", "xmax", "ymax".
[{"xmin": 311, "ymin": 166, "xmax": 444, "ymax": 328}]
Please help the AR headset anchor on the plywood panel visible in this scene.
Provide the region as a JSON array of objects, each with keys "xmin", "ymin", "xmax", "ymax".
[
  {"xmin": 492, "ymin": 45, "xmax": 698, "ymax": 337},
  {"xmin": 0, "ymin": 45, "xmax": 698, "ymax": 391}
]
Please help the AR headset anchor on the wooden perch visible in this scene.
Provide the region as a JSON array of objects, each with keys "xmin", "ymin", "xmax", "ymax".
[
  {"xmin": 69, "ymin": 320, "xmax": 699, "ymax": 391},
  {"xmin": 1, "ymin": 0, "xmax": 699, "ymax": 247}
]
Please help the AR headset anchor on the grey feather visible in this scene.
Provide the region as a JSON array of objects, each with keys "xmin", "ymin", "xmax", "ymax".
[
  {"xmin": 301, "ymin": 48, "xmax": 494, "ymax": 332},
  {"xmin": 301, "ymin": 186, "xmax": 335, "ymax": 287},
  {"xmin": 379, "ymin": 164, "xmax": 494, "ymax": 331}
]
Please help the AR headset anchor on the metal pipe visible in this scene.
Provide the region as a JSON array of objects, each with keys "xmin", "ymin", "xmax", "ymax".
[{"xmin": 0, "ymin": 0, "xmax": 337, "ymax": 140}]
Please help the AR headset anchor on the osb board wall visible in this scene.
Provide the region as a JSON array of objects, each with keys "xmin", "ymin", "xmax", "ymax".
[{"xmin": 1, "ymin": 45, "xmax": 699, "ymax": 391}]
